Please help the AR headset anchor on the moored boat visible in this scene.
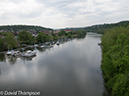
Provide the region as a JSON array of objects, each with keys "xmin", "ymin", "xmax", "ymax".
[
  {"xmin": 56, "ymin": 41, "xmax": 60, "ymax": 45},
  {"xmin": 13, "ymin": 51, "xmax": 21, "ymax": 57},
  {"xmin": 24, "ymin": 50, "xmax": 37, "ymax": 57},
  {"xmin": 6, "ymin": 51, "xmax": 12, "ymax": 55},
  {"xmin": 40, "ymin": 45, "xmax": 45, "ymax": 48}
]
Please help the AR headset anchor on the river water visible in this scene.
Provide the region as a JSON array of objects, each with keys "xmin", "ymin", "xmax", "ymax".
[{"xmin": 0, "ymin": 33, "xmax": 109, "ymax": 96}]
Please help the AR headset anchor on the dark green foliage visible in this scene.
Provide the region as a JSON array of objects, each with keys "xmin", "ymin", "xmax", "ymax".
[
  {"xmin": 4, "ymin": 32, "xmax": 17, "ymax": 49},
  {"xmin": 0, "ymin": 38, "xmax": 4, "ymax": 51},
  {"xmin": 36, "ymin": 32, "xmax": 44, "ymax": 43},
  {"xmin": 36, "ymin": 32, "xmax": 51, "ymax": 43},
  {"xmin": 58, "ymin": 32, "xmax": 62, "ymax": 36},
  {"xmin": 58, "ymin": 30, "xmax": 66, "ymax": 36},
  {"xmin": 0, "ymin": 25, "xmax": 53, "ymax": 32},
  {"xmin": 0, "ymin": 32, "xmax": 18, "ymax": 51},
  {"xmin": 101, "ymin": 25, "xmax": 129, "ymax": 96},
  {"xmin": 18, "ymin": 31, "xmax": 34, "ymax": 44},
  {"xmin": 75, "ymin": 30, "xmax": 87, "ymax": 38},
  {"xmin": 60, "ymin": 30, "xmax": 66, "ymax": 35},
  {"xmin": 2, "ymin": 33, "xmax": 7, "ymax": 36},
  {"xmin": 67, "ymin": 34, "xmax": 72, "ymax": 38},
  {"xmin": 0, "ymin": 54, "xmax": 6, "ymax": 62}
]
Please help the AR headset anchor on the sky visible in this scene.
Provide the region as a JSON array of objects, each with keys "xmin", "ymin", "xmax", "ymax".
[{"xmin": 0, "ymin": 0, "xmax": 129, "ymax": 29}]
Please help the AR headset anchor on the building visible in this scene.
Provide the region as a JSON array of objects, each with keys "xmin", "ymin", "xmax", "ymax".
[
  {"xmin": 53, "ymin": 30, "xmax": 61, "ymax": 34},
  {"xmin": 64, "ymin": 29, "xmax": 73, "ymax": 33}
]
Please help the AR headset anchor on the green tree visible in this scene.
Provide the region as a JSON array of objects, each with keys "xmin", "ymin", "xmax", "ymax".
[
  {"xmin": 4, "ymin": 32, "xmax": 17, "ymax": 49},
  {"xmin": 2, "ymin": 33, "xmax": 7, "ymax": 36},
  {"xmin": 75, "ymin": 30, "xmax": 87, "ymax": 38},
  {"xmin": 58, "ymin": 30, "xmax": 66, "ymax": 36},
  {"xmin": 36, "ymin": 32, "xmax": 51, "ymax": 43},
  {"xmin": 58, "ymin": 32, "xmax": 62, "ymax": 36},
  {"xmin": 60, "ymin": 30, "xmax": 66, "ymax": 35},
  {"xmin": 18, "ymin": 31, "xmax": 33, "ymax": 44},
  {"xmin": 0, "ymin": 38, "xmax": 3, "ymax": 51},
  {"xmin": 67, "ymin": 33, "xmax": 72, "ymax": 38},
  {"xmin": 36, "ymin": 32, "xmax": 44, "ymax": 42}
]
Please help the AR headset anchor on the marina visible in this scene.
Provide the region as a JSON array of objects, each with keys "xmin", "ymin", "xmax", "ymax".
[{"xmin": 0, "ymin": 39, "xmax": 72, "ymax": 57}]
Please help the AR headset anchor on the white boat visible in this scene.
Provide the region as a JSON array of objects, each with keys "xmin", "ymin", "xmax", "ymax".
[
  {"xmin": 40, "ymin": 45, "xmax": 45, "ymax": 48},
  {"xmin": 13, "ymin": 51, "xmax": 21, "ymax": 57},
  {"xmin": 24, "ymin": 50, "xmax": 37, "ymax": 57},
  {"xmin": 34, "ymin": 44, "xmax": 39, "ymax": 47},
  {"xmin": 6, "ymin": 51, "xmax": 12, "ymax": 55}
]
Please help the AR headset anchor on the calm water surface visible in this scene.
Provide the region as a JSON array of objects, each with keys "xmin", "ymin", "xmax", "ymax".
[{"xmin": 0, "ymin": 33, "xmax": 109, "ymax": 96}]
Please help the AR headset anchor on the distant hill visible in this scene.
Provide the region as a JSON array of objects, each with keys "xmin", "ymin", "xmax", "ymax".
[
  {"xmin": 84, "ymin": 20, "xmax": 129, "ymax": 34},
  {"xmin": 61, "ymin": 20, "xmax": 129, "ymax": 34},
  {"xmin": 59, "ymin": 27, "xmax": 84, "ymax": 31},
  {"xmin": 0, "ymin": 25, "xmax": 53, "ymax": 33}
]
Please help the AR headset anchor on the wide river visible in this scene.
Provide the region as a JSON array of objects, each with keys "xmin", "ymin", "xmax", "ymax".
[{"xmin": 0, "ymin": 33, "xmax": 110, "ymax": 96}]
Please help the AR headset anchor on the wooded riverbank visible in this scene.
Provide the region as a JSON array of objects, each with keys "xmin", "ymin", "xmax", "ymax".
[{"xmin": 101, "ymin": 25, "xmax": 129, "ymax": 96}]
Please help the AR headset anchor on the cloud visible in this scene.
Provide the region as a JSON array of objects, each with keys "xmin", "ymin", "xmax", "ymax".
[{"xmin": 0, "ymin": 0, "xmax": 129, "ymax": 28}]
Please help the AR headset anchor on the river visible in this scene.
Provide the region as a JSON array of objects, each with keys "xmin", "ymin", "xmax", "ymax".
[{"xmin": 0, "ymin": 32, "xmax": 110, "ymax": 96}]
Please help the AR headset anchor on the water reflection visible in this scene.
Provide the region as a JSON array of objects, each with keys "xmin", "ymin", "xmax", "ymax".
[
  {"xmin": 0, "ymin": 54, "xmax": 6, "ymax": 62},
  {"xmin": 6, "ymin": 55, "xmax": 17, "ymax": 64},
  {"xmin": 0, "ymin": 66, "xmax": 1, "ymax": 75},
  {"xmin": 0, "ymin": 33, "xmax": 110, "ymax": 96},
  {"xmin": 20, "ymin": 55, "xmax": 36, "ymax": 61}
]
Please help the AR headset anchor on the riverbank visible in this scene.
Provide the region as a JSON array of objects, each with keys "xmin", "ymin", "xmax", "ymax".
[
  {"xmin": 101, "ymin": 25, "xmax": 129, "ymax": 96},
  {"xmin": 0, "ymin": 30, "xmax": 87, "ymax": 52}
]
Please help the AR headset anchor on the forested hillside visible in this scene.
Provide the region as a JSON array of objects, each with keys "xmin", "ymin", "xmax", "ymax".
[
  {"xmin": 64, "ymin": 20, "xmax": 129, "ymax": 34},
  {"xmin": 84, "ymin": 21, "xmax": 129, "ymax": 34},
  {"xmin": 0, "ymin": 25, "xmax": 53, "ymax": 32},
  {"xmin": 101, "ymin": 25, "xmax": 129, "ymax": 96}
]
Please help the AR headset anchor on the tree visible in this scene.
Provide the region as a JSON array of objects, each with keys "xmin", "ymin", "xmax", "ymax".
[
  {"xmin": 4, "ymin": 32, "xmax": 17, "ymax": 49},
  {"xmin": 60, "ymin": 30, "xmax": 66, "ymax": 35},
  {"xmin": 58, "ymin": 32, "xmax": 62, "ymax": 36},
  {"xmin": 36, "ymin": 32, "xmax": 51, "ymax": 43},
  {"xmin": 75, "ymin": 30, "xmax": 87, "ymax": 38},
  {"xmin": 58, "ymin": 30, "xmax": 66, "ymax": 36},
  {"xmin": 67, "ymin": 33, "xmax": 72, "ymax": 38},
  {"xmin": 2, "ymin": 33, "xmax": 7, "ymax": 36},
  {"xmin": 18, "ymin": 31, "xmax": 33, "ymax": 44},
  {"xmin": 36, "ymin": 32, "xmax": 44, "ymax": 43},
  {"xmin": 0, "ymin": 38, "xmax": 3, "ymax": 51}
]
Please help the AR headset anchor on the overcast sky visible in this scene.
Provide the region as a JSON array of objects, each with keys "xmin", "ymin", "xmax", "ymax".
[{"xmin": 0, "ymin": 0, "xmax": 129, "ymax": 29}]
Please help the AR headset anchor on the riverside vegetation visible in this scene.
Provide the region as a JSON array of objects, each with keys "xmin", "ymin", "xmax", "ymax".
[
  {"xmin": 0, "ymin": 28, "xmax": 87, "ymax": 52},
  {"xmin": 101, "ymin": 25, "xmax": 129, "ymax": 96}
]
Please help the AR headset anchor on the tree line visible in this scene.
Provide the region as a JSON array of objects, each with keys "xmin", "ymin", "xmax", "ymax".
[
  {"xmin": 101, "ymin": 25, "xmax": 129, "ymax": 96},
  {"xmin": 0, "ymin": 25, "xmax": 53, "ymax": 32},
  {"xmin": 64, "ymin": 20, "xmax": 129, "ymax": 34},
  {"xmin": 84, "ymin": 21, "xmax": 129, "ymax": 34},
  {"xmin": 0, "ymin": 30, "xmax": 87, "ymax": 51}
]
